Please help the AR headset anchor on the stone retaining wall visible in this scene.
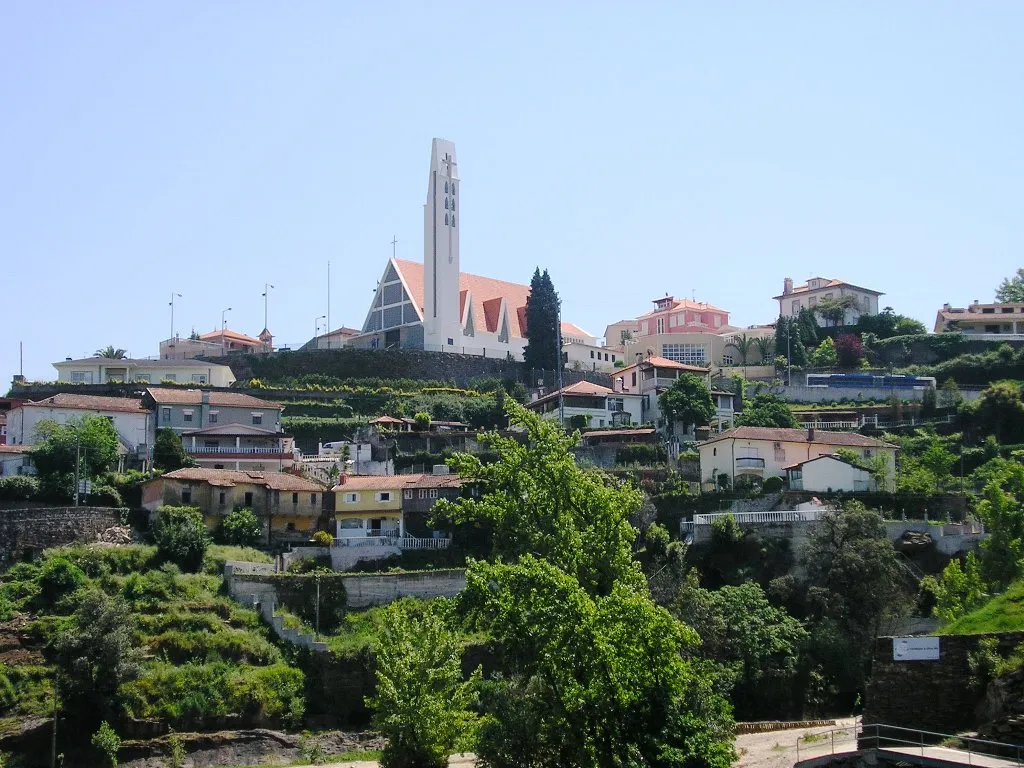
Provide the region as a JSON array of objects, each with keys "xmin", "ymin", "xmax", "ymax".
[
  {"xmin": 735, "ymin": 719, "xmax": 837, "ymax": 735},
  {"xmin": 0, "ymin": 506, "xmax": 124, "ymax": 565},
  {"xmin": 863, "ymin": 632, "xmax": 1024, "ymax": 733},
  {"xmin": 342, "ymin": 569, "xmax": 466, "ymax": 608}
]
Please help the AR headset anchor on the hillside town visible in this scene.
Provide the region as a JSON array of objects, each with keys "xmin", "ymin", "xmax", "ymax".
[{"xmin": 5, "ymin": 5, "xmax": 1024, "ymax": 768}]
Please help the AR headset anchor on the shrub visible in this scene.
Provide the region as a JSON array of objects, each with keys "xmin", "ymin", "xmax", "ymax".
[
  {"xmin": 763, "ymin": 476, "xmax": 784, "ymax": 493},
  {"xmin": 91, "ymin": 721, "xmax": 121, "ymax": 767},
  {"xmin": 88, "ymin": 483, "xmax": 124, "ymax": 508},
  {"xmin": 413, "ymin": 412, "xmax": 432, "ymax": 431},
  {"xmin": 37, "ymin": 556, "xmax": 86, "ymax": 607},
  {"xmin": 311, "ymin": 531, "xmax": 334, "ymax": 547},
  {"xmin": 0, "ymin": 475, "xmax": 38, "ymax": 501},
  {"xmin": 615, "ymin": 444, "xmax": 668, "ymax": 465},
  {"xmin": 218, "ymin": 508, "xmax": 262, "ymax": 547},
  {"xmin": 153, "ymin": 506, "xmax": 210, "ymax": 573}
]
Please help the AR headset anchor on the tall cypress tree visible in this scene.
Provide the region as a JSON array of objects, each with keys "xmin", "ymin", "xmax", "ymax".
[{"xmin": 523, "ymin": 268, "xmax": 561, "ymax": 372}]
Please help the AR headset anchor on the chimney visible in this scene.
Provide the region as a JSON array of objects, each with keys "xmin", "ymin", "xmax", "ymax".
[
  {"xmin": 65, "ymin": 357, "xmax": 72, "ymax": 361},
  {"xmin": 613, "ymin": 377, "xmax": 623, "ymax": 393},
  {"xmin": 783, "ymin": 278, "xmax": 794, "ymax": 296},
  {"xmin": 201, "ymin": 391, "xmax": 210, "ymax": 405},
  {"xmin": 807, "ymin": 425, "xmax": 815, "ymax": 442},
  {"xmin": 337, "ymin": 472, "xmax": 347, "ymax": 486}
]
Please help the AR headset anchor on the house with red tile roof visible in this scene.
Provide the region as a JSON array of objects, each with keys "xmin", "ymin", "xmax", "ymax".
[
  {"xmin": 527, "ymin": 380, "xmax": 644, "ymax": 430},
  {"xmin": 4, "ymin": 393, "xmax": 155, "ymax": 467},
  {"xmin": 159, "ymin": 328, "xmax": 272, "ymax": 360},
  {"xmin": 344, "ymin": 139, "xmax": 592, "ymax": 362},
  {"xmin": 774, "ymin": 277, "xmax": 883, "ymax": 325},
  {"xmin": 697, "ymin": 425, "xmax": 896, "ymax": 491}
]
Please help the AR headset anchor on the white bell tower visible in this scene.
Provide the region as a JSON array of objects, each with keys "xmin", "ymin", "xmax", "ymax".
[{"xmin": 423, "ymin": 138, "xmax": 461, "ymax": 350}]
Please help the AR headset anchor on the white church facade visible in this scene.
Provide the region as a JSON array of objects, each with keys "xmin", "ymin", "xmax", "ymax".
[{"xmin": 348, "ymin": 138, "xmax": 594, "ymax": 361}]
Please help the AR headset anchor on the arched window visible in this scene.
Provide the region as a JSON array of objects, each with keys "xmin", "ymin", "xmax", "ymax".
[
  {"xmin": 444, "ymin": 181, "xmax": 449, "ymax": 193},
  {"xmin": 445, "ymin": 213, "xmax": 449, "ymax": 225},
  {"xmin": 450, "ymin": 199, "xmax": 455, "ymax": 211},
  {"xmin": 444, "ymin": 198, "xmax": 448, "ymax": 209},
  {"xmin": 451, "ymin": 216, "xmax": 455, "ymax": 227}
]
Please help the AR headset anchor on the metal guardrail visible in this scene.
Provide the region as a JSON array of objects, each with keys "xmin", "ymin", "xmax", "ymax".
[
  {"xmin": 795, "ymin": 722, "xmax": 1024, "ymax": 765},
  {"xmin": 333, "ymin": 535, "xmax": 451, "ymax": 550}
]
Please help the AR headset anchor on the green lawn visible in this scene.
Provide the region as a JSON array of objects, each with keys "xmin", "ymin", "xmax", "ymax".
[{"xmin": 941, "ymin": 580, "xmax": 1024, "ymax": 635}]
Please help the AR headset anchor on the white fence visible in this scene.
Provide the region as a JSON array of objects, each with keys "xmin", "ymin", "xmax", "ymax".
[
  {"xmin": 333, "ymin": 535, "xmax": 451, "ymax": 550},
  {"xmin": 681, "ymin": 509, "xmax": 832, "ymax": 534}
]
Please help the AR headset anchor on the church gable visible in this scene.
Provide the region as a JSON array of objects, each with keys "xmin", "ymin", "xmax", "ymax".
[{"xmin": 361, "ymin": 259, "xmax": 423, "ymax": 333}]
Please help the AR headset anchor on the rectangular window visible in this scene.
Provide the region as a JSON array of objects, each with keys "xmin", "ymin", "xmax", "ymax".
[
  {"xmin": 982, "ymin": 307, "xmax": 995, "ymax": 314},
  {"xmin": 792, "ymin": 301, "xmax": 801, "ymax": 313},
  {"xmin": 208, "ymin": 411, "xmax": 219, "ymax": 424},
  {"xmin": 590, "ymin": 351, "xmax": 594, "ymax": 359},
  {"xmin": 292, "ymin": 493, "xmax": 298, "ymax": 504},
  {"xmin": 1003, "ymin": 307, "xmax": 1016, "ymax": 314},
  {"xmin": 311, "ymin": 493, "xmax": 317, "ymax": 505},
  {"xmin": 379, "ymin": 492, "xmax": 391, "ymax": 502},
  {"xmin": 252, "ymin": 413, "xmax": 263, "ymax": 425},
  {"xmin": 344, "ymin": 492, "xmax": 358, "ymax": 503},
  {"xmin": 182, "ymin": 410, "xmax": 194, "ymax": 423},
  {"xmin": 631, "ymin": 372, "xmax": 637, "ymax": 387},
  {"xmin": 164, "ymin": 374, "xmax": 177, "ymax": 382},
  {"xmin": 134, "ymin": 374, "xmax": 152, "ymax": 383},
  {"xmin": 160, "ymin": 407, "xmax": 171, "ymax": 423},
  {"xmin": 191, "ymin": 374, "xmax": 208, "ymax": 384},
  {"xmin": 661, "ymin": 343, "xmax": 707, "ymax": 366},
  {"xmin": 219, "ymin": 491, "xmax": 226, "ymax": 505},
  {"xmin": 429, "ymin": 489, "xmax": 439, "ymax": 499},
  {"xmin": 70, "ymin": 371, "xmax": 94, "ymax": 384},
  {"xmin": 404, "ymin": 489, "xmax": 413, "ymax": 499},
  {"xmin": 181, "ymin": 487, "xmax": 192, "ymax": 504},
  {"xmin": 809, "ymin": 296, "xmax": 818, "ymax": 307},
  {"xmin": 203, "ymin": 440, "xmax": 218, "ymax": 448},
  {"xmin": 244, "ymin": 492, "xmax": 253, "ymax": 507},
  {"xmin": 419, "ymin": 489, "xmax": 427, "ymax": 499},
  {"xmin": 611, "ymin": 354, "xmax": 616, "ymax": 362},
  {"xmin": 657, "ymin": 317, "xmax": 665, "ymax": 334}
]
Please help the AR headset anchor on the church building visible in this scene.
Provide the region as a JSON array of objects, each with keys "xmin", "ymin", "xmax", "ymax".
[{"xmin": 348, "ymin": 138, "xmax": 592, "ymax": 360}]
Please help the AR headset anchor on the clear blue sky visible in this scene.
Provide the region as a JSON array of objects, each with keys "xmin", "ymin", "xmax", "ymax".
[{"xmin": 3, "ymin": 2, "xmax": 1022, "ymax": 381}]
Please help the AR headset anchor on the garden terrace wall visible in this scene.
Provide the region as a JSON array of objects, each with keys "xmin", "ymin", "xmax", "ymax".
[
  {"xmin": 0, "ymin": 506, "xmax": 123, "ymax": 565},
  {"xmin": 863, "ymin": 632, "xmax": 1024, "ymax": 733}
]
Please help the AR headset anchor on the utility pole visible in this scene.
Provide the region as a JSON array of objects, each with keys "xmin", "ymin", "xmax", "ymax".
[
  {"xmin": 221, "ymin": 307, "xmax": 232, "ymax": 355},
  {"xmin": 169, "ymin": 293, "xmax": 182, "ymax": 339},
  {"xmin": 786, "ymin": 317, "xmax": 792, "ymax": 386},
  {"xmin": 50, "ymin": 685, "xmax": 57, "ymax": 768},
  {"xmin": 262, "ymin": 283, "xmax": 274, "ymax": 331},
  {"xmin": 73, "ymin": 434, "xmax": 81, "ymax": 508},
  {"xmin": 326, "ymin": 261, "xmax": 331, "ymax": 350},
  {"xmin": 556, "ymin": 300, "xmax": 565, "ymax": 426}
]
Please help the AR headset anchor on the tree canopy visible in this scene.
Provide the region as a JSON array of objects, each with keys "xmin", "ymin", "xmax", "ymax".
[
  {"xmin": 153, "ymin": 428, "xmax": 192, "ymax": 471},
  {"xmin": 808, "ymin": 337, "xmax": 838, "ymax": 368},
  {"xmin": 996, "ymin": 268, "xmax": 1024, "ymax": 303},
  {"xmin": 735, "ymin": 393, "xmax": 799, "ymax": 428},
  {"xmin": 30, "ymin": 416, "xmax": 120, "ymax": 490},
  {"xmin": 523, "ymin": 268, "xmax": 561, "ymax": 372},
  {"xmin": 658, "ymin": 374, "xmax": 715, "ymax": 435},
  {"xmin": 94, "ymin": 346, "xmax": 127, "ymax": 359}
]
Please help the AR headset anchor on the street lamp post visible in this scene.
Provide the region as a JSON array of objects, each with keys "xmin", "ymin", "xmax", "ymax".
[
  {"xmin": 315, "ymin": 315, "xmax": 326, "ymax": 344},
  {"xmin": 262, "ymin": 283, "xmax": 275, "ymax": 331},
  {"xmin": 221, "ymin": 308, "xmax": 232, "ymax": 355},
  {"xmin": 169, "ymin": 292, "xmax": 182, "ymax": 339}
]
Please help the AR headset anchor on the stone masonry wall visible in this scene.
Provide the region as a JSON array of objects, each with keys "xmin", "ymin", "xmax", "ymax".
[
  {"xmin": 341, "ymin": 569, "xmax": 466, "ymax": 608},
  {"xmin": 0, "ymin": 506, "xmax": 124, "ymax": 565},
  {"xmin": 863, "ymin": 632, "xmax": 1024, "ymax": 733}
]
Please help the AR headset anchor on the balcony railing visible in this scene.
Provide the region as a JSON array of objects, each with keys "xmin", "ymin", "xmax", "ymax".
[
  {"xmin": 188, "ymin": 446, "xmax": 287, "ymax": 455},
  {"xmin": 735, "ymin": 457, "xmax": 766, "ymax": 469},
  {"xmin": 333, "ymin": 535, "xmax": 451, "ymax": 550}
]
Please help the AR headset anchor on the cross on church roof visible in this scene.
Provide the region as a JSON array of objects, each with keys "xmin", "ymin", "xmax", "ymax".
[{"xmin": 442, "ymin": 152, "xmax": 455, "ymax": 178}]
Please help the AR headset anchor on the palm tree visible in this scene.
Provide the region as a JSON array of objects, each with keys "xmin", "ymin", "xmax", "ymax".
[
  {"xmin": 752, "ymin": 334, "xmax": 775, "ymax": 364},
  {"xmin": 725, "ymin": 334, "xmax": 755, "ymax": 366},
  {"xmin": 94, "ymin": 346, "xmax": 127, "ymax": 359}
]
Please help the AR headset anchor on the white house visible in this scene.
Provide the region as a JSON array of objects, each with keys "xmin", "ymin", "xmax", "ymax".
[
  {"xmin": 0, "ymin": 445, "xmax": 33, "ymax": 477},
  {"xmin": 4, "ymin": 393, "xmax": 155, "ymax": 466},
  {"xmin": 563, "ymin": 341, "xmax": 622, "ymax": 373},
  {"xmin": 53, "ymin": 357, "xmax": 236, "ymax": 388},
  {"xmin": 697, "ymin": 426, "xmax": 896, "ymax": 491},
  {"xmin": 614, "ymin": 356, "xmax": 729, "ymax": 435},
  {"xmin": 527, "ymin": 380, "xmax": 644, "ymax": 429},
  {"xmin": 774, "ymin": 277, "xmax": 883, "ymax": 326},
  {"xmin": 785, "ymin": 454, "xmax": 878, "ymax": 493}
]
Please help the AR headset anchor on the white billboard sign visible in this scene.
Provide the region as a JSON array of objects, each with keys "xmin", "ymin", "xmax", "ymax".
[{"xmin": 892, "ymin": 636, "xmax": 940, "ymax": 661}]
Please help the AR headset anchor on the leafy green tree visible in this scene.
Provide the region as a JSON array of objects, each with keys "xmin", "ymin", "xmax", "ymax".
[
  {"xmin": 801, "ymin": 503, "xmax": 907, "ymax": 705},
  {"xmin": 774, "ymin": 316, "xmax": 807, "ymax": 369},
  {"xmin": 53, "ymin": 590, "xmax": 142, "ymax": 726},
  {"xmin": 808, "ymin": 337, "xmax": 839, "ymax": 368},
  {"xmin": 413, "ymin": 412, "xmax": 432, "ymax": 431},
  {"xmin": 996, "ymin": 268, "xmax": 1024, "ymax": 303},
  {"xmin": 466, "ymin": 556, "xmax": 735, "ymax": 768},
  {"xmin": 30, "ymin": 415, "xmax": 120, "ymax": 480},
  {"xmin": 796, "ymin": 308, "xmax": 819, "ymax": 347},
  {"xmin": 934, "ymin": 553, "xmax": 987, "ymax": 622},
  {"xmin": 218, "ymin": 508, "xmax": 263, "ymax": 546},
  {"xmin": 153, "ymin": 428, "xmax": 193, "ymax": 471},
  {"xmin": 658, "ymin": 374, "xmax": 715, "ymax": 435},
  {"xmin": 523, "ymin": 268, "xmax": 561, "ymax": 372},
  {"xmin": 977, "ymin": 381, "xmax": 1024, "ymax": 442},
  {"xmin": 736, "ymin": 393, "xmax": 799, "ymax": 428},
  {"xmin": 438, "ymin": 402, "xmax": 736, "ymax": 766},
  {"xmin": 91, "ymin": 720, "xmax": 121, "ymax": 766},
  {"xmin": 673, "ymin": 575, "xmax": 808, "ymax": 720},
  {"xmin": 94, "ymin": 346, "xmax": 127, "ymax": 360},
  {"xmin": 976, "ymin": 470, "xmax": 1024, "ymax": 590},
  {"xmin": 834, "ymin": 334, "xmax": 864, "ymax": 368},
  {"xmin": 815, "ymin": 296, "xmax": 854, "ymax": 327},
  {"xmin": 368, "ymin": 600, "xmax": 478, "ymax": 768},
  {"xmin": 153, "ymin": 505, "xmax": 210, "ymax": 572}
]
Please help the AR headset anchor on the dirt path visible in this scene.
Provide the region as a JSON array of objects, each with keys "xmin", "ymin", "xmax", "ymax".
[{"xmin": 734, "ymin": 718, "xmax": 858, "ymax": 768}]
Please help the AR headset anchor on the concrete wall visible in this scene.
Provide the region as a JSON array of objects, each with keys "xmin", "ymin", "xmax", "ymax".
[
  {"xmin": 342, "ymin": 570, "xmax": 466, "ymax": 608},
  {"xmin": 863, "ymin": 632, "xmax": 1024, "ymax": 733},
  {"xmin": 0, "ymin": 506, "xmax": 124, "ymax": 565}
]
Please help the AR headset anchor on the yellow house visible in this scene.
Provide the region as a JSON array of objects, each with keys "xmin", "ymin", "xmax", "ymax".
[
  {"xmin": 143, "ymin": 467, "xmax": 326, "ymax": 544},
  {"xmin": 331, "ymin": 475, "xmax": 406, "ymax": 539}
]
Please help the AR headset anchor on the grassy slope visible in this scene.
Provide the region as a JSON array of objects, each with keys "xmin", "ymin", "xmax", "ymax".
[{"xmin": 941, "ymin": 580, "xmax": 1024, "ymax": 635}]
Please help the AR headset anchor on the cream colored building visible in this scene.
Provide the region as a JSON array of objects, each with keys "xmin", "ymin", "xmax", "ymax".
[
  {"xmin": 774, "ymin": 277, "xmax": 883, "ymax": 325},
  {"xmin": 53, "ymin": 357, "xmax": 235, "ymax": 387},
  {"xmin": 934, "ymin": 300, "xmax": 1024, "ymax": 337},
  {"xmin": 698, "ymin": 426, "xmax": 896, "ymax": 491}
]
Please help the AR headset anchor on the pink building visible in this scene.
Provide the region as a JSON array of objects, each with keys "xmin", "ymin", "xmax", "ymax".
[{"xmin": 607, "ymin": 296, "xmax": 731, "ymax": 344}]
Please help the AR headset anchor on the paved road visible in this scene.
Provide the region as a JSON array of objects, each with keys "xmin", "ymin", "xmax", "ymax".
[{"xmin": 734, "ymin": 719, "xmax": 857, "ymax": 768}]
